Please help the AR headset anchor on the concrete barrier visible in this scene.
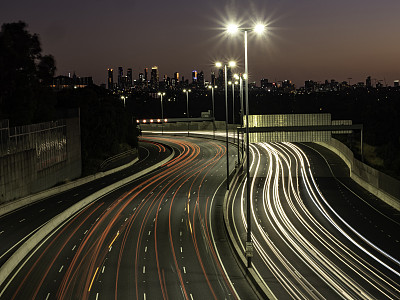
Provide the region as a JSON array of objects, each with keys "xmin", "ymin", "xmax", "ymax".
[
  {"xmin": 0, "ymin": 150, "xmax": 174, "ymax": 287},
  {"xmin": 0, "ymin": 156, "xmax": 139, "ymax": 217},
  {"xmin": 317, "ymin": 139, "xmax": 400, "ymax": 211}
]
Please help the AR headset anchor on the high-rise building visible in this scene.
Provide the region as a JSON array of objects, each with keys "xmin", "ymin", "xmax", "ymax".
[
  {"xmin": 217, "ymin": 68, "xmax": 224, "ymax": 88},
  {"xmin": 227, "ymin": 66, "xmax": 233, "ymax": 82},
  {"xmin": 261, "ymin": 78, "xmax": 269, "ymax": 89},
  {"xmin": 197, "ymin": 71, "xmax": 204, "ymax": 87},
  {"xmin": 139, "ymin": 72, "xmax": 145, "ymax": 85},
  {"xmin": 394, "ymin": 80, "xmax": 399, "ymax": 87},
  {"xmin": 174, "ymin": 72, "xmax": 180, "ymax": 85},
  {"xmin": 192, "ymin": 70, "xmax": 197, "ymax": 84},
  {"xmin": 144, "ymin": 68, "xmax": 148, "ymax": 87},
  {"xmin": 150, "ymin": 66, "xmax": 159, "ymax": 90},
  {"xmin": 211, "ymin": 71, "xmax": 216, "ymax": 86},
  {"xmin": 118, "ymin": 67, "xmax": 123, "ymax": 89},
  {"xmin": 366, "ymin": 76, "xmax": 372, "ymax": 88},
  {"xmin": 107, "ymin": 68, "xmax": 114, "ymax": 90},
  {"xmin": 127, "ymin": 68, "xmax": 133, "ymax": 88}
]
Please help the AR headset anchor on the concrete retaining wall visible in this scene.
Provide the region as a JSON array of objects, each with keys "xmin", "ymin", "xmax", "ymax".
[
  {"xmin": 0, "ymin": 116, "xmax": 81, "ymax": 204},
  {"xmin": 317, "ymin": 139, "xmax": 400, "ymax": 211}
]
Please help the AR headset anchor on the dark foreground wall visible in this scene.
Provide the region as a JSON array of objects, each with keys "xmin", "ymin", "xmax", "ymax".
[{"xmin": 0, "ymin": 113, "xmax": 81, "ymax": 204}]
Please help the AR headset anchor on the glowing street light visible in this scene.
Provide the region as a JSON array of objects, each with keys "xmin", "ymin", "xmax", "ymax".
[
  {"xmin": 215, "ymin": 61, "xmax": 236, "ymax": 190},
  {"xmin": 208, "ymin": 84, "xmax": 217, "ymax": 139},
  {"xmin": 158, "ymin": 92, "xmax": 166, "ymax": 135},
  {"xmin": 120, "ymin": 95, "xmax": 126, "ymax": 107},
  {"xmin": 226, "ymin": 22, "xmax": 267, "ymax": 268},
  {"xmin": 183, "ymin": 89, "xmax": 191, "ymax": 136}
]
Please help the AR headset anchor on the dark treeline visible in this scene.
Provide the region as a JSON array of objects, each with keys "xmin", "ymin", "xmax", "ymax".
[{"xmin": 0, "ymin": 21, "xmax": 139, "ymax": 175}]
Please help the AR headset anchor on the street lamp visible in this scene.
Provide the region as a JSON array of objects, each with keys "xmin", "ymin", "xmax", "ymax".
[
  {"xmin": 120, "ymin": 95, "xmax": 126, "ymax": 107},
  {"xmin": 228, "ymin": 79, "xmax": 239, "ymax": 125},
  {"xmin": 216, "ymin": 60, "xmax": 236, "ymax": 190},
  {"xmin": 208, "ymin": 85, "xmax": 217, "ymax": 139},
  {"xmin": 227, "ymin": 22, "xmax": 266, "ymax": 268},
  {"xmin": 157, "ymin": 92, "xmax": 165, "ymax": 135},
  {"xmin": 183, "ymin": 89, "xmax": 191, "ymax": 136}
]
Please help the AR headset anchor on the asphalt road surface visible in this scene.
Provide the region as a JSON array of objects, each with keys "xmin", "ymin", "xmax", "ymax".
[
  {"xmin": 228, "ymin": 142, "xmax": 400, "ymax": 299},
  {"xmin": 1, "ymin": 135, "xmax": 259, "ymax": 300}
]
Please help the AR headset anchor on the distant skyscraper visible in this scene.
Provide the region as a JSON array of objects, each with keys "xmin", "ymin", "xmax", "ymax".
[
  {"xmin": 261, "ymin": 78, "xmax": 269, "ymax": 89},
  {"xmin": 211, "ymin": 71, "xmax": 216, "ymax": 86},
  {"xmin": 192, "ymin": 70, "xmax": 197, "ymax": 84},
  {"xmin": 198, "ymin": 71, "xmax": 204, "ymax": 87},
  {"xmin": 107, "ymin": 68, "xmax": 114, "ymax": 90},
  {"xmin": 366, "ymin": 76, "xmax": 372, "ymax": 88},
  {"xmin": 227, "ymin": 66, "xmax": 233, "ymax": 82},
  {"xmin": 144, "ymin": 68, "xmax": 148, "ymax": 87},
  {"xmin": 217, "ymin": 68, "xmax": 224, "ymax": 88},
  {"xmin": 118, "ymin": 67, "xmax": 123, "ymax": 89},
  {"xmin": 150, "ymin": 66, "xmax": 159, "ymax": 90},
  {"xmin": 394, "ymin": 80, "xmax": 399, "ymax": 87},
  {"xmin": 139, "ymin": 72, "xmax": 144, "ymax": 85},
  {"xmin": 174, "ymin": 72, "xmax": 180, "ymax": 84},
  {"xmin": 127, "ymin": 68, "xmax": 133, "ymax": 88}
]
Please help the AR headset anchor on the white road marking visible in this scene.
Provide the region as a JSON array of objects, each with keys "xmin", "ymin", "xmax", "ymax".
[
  {"xmin": 102, "ymin": 266, "xmax": 106, "ymax": 273},
  {"xmin": 39, "ymin": 209, "xmax": 45, "ymax": 212},
  {"xmin": 59, "ymin": 265, "xmax": 64, "ymax": 272},
  {"xmin": 183, "ymin": 266, "xmax": 186, "ymax": 274},
  {"xmin": 145, "ymin": 246, "xmax": 148, "ymax": 253},
  {"xmin": 96, "ymin": 293, "xmax": 99, "ymax": 300},
  {"xmin": 57, "ymin": 201, "xmax": 63, "ymax": 204},
  {"xmin": 45, "ymin": 293, "xmax": 50, "ymax": 300},
  {"xmin": 73, "ymin": 193, "xmax": 79, "ymax": 196},
  {"xmin": 180, "ymin": 247, "xmax": 183, "ymax": 253},
  {"xmin": 72, "ymin": 245, "xmax": 76, "ymax": 251},
  {"xmin": 19, "ymin": 219, "xmax": 25, "ymax": 223},
  {"xmin": 84, "ymin": 230, "xmax": 88, "ymax": 235},
  {"xmin": 143, "ymin": 266, "xmax": 146, "ymax": 274}
]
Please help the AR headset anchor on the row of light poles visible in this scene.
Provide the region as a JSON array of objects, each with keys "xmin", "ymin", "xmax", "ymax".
[{"xmin": 135, "ymin": 22, "xmax": 266, "ymax": 270}]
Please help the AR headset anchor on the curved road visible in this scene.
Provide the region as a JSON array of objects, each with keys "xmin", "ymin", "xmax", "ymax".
[
  {"xmin": 1, "ymin": 136, "xmax": 259, "ymax": 299},
  {"xmin": 229, "ymin": 142, "xmax": 400, "ymax": 299}
]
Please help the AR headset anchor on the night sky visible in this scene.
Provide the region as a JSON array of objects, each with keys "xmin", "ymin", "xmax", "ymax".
[{"xmin": 1, "ymin": 0, "xmax": 399, "ymax": 87}]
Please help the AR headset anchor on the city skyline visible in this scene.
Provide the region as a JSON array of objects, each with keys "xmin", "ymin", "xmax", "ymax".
[{"xmin": 1, "ymin": 0, "xmax": 399, "ymax": 87}]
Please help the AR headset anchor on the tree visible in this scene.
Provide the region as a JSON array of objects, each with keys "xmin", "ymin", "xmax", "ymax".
[{"xmin": 0, "ymin": 21, "xmax": 56, "ymax": 125}]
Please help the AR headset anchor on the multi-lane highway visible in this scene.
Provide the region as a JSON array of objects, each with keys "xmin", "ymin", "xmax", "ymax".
[
  {"xmin": 228, "ymin": 142, "xmax": 400, "ymax": 299},
  {"xmin": 2, "ymin": 134, "xmax": 399, "ymax": 299},
  {"xmin": 0, "ymin": 140, "xmax": 172, "ymax": 268},
  {"xmin": 1, "ymin": 136, "xmax": 260, "ymax": 299}
]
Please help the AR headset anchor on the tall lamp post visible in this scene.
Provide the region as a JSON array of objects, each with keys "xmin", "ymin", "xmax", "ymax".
[
  {"xmin": 228, "ymin": 80, "xmax": 238, "ymax": 125},
  {"xmin": 183, "ymin": 89, "xmax": 191, "ymax": 136},
  {"xmin": 158, "ymin": 92, "xmax": 165, "ymax": 135},
  {"xmin": 208, "ymin": 85, "xmax": 217, "ymax": 139},
  {"xmin": 227, "ymin": 23, "xmax": 266, "ymax": 268},
  {"xmin": 216, "ymin": 61, "xmax": 236, "ymax": 190}
]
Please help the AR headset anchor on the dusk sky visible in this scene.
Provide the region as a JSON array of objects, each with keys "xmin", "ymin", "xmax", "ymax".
[{"xmin": 1, "ymin": 0, "xmax": 399, "ymax": 87}]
